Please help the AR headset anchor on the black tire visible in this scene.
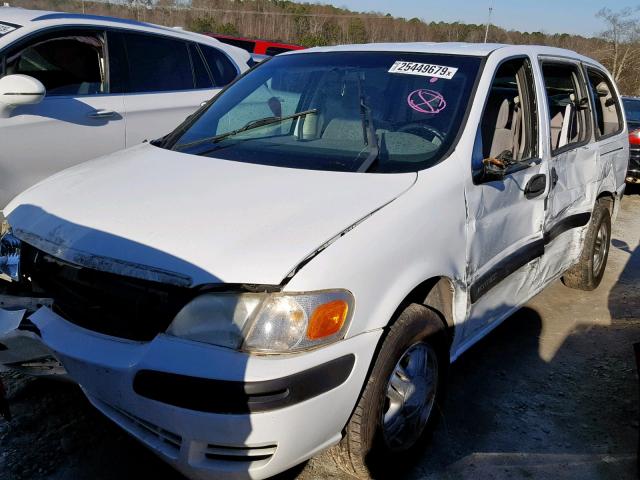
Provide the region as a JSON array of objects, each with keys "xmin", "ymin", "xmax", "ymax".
[
  {"xmin": 562, "ymin": 200, "xmax": 611, "ymax": 291},
  {"xmin": 330, "ymin": 304, "xmax": 449, "ymax": 479}
]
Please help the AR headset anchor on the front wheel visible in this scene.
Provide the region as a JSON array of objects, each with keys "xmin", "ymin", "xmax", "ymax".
[
  {"xmin": 562, "ymin": 200, "xmax": 611, "ymax": 291},
  {"xmin": 330, "ymin": 304, "xmax": 448, "ymax": 478}
]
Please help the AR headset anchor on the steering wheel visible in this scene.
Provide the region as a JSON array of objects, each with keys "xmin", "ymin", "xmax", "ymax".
[{"xmin": 397, "ymin": 123, "xmax": 445, "ymax": 145}]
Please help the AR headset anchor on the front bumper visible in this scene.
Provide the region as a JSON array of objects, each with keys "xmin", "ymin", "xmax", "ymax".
[
  {"xmin": 0, "ymin": 294, "xmax": 64, "ymax": 376},
  {"xmin": 30, "ymin": 307, "xmax": 381, "ymax": 480}
]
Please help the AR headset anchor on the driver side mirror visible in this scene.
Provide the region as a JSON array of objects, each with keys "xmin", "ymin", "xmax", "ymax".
[
  {"xmin": 474, "ymin": 156, "xmax": 507, "ymax": 183},
  {"xmin": 0, "ymin": 74, "xmax": 45, "ymax": 116}
]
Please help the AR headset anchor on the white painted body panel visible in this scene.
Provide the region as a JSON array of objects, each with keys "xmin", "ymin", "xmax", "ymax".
[
  {"xmin": 123, "ymin": 89, "xmax": 220, "ymax": 147},
  {"xmin": 0, "ymin": 93, "xmax": 126, "ymax": 207},
  {"xmin": 1, "ymin": 42, "xmax": 629, "ymax": 479},
  {"xmin": 5, "ymin": 143, "xmax": 417, "ymax": 286}
]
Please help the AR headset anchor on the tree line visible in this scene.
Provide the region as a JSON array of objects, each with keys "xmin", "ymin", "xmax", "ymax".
[{"xmin": 10, "ymin": 0, "xmax": 640, "ymax": 94}]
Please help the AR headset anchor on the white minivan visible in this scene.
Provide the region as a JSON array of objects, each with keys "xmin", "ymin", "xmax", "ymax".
[
  {"xmin": 0, "ymin": 7, "xmax": 250, "ymax": 210},
  {"xmin": 0, "ymin": 43, "xmax": 628, "ymax": 479}
]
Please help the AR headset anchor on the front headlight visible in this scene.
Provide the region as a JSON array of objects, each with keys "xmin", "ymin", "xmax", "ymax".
[
  {"xmin": 166, "ymin": 290, "xmax": 354, "ymax": 353},
  {"xmin": 0, "ymin": 230, "xmax": 20, "ymax": 281}
]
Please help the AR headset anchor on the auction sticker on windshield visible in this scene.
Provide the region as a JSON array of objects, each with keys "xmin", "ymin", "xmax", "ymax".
[
  {"xmin": 389, "ymin": 61, "xmax": 458, "ymax": 79},
  {"xmin": 0, "ymin": 21, "xmax": 20, "ymax": 36}
]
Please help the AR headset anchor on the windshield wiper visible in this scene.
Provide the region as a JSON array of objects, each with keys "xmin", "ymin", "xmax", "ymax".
[
  {"xmin": 174, "ymin": 109, "xmax": 318, "ymax": 151},
  {"xmin": 354, "ymin": 73, "xmax": 379, "ymax": 173}
]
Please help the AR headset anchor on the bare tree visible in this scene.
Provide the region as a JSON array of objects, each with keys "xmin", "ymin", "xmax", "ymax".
[{"xmin": 596, "ymin": 7, "xmax": 640, "ymax": 84}]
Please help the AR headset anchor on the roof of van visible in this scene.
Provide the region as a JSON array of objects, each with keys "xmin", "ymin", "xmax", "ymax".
[{"xmin": 288, "ymin": 42, "xmax": 600, "ymax": 65}]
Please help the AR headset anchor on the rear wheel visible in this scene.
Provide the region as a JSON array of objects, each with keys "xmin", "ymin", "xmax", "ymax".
[
  {"xmin": 331, "ymin": 304, "xmax": 448, "ymax": 479},
  {"xmin": 562, "ymin": 200, "xmax": 611, "ymax": 291}
]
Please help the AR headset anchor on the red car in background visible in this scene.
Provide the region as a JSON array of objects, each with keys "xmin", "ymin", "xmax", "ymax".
[{"xmin": 206, "ymin": 34, "xmax": 304, "ymax": 56}]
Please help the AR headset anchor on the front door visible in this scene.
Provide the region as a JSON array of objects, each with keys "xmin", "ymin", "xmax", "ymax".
[
  {"xmin": 463, "ymin": 56, "xmax": 547, "ymax": 344},
  {"xmin": 0, "ymin": 28, "xmax": 125, "ymax": 209}
]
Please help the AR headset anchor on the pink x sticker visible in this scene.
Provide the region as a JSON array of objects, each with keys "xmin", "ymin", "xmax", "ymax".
[{"xmin": 407, "ymin": 89, "xmax": 447, "ymax": 114}]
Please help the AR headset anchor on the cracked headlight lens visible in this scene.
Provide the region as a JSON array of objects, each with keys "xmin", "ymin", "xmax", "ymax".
[{"xmin": 167, "ymin": 290, "xmax": 354, "ymax": 353}]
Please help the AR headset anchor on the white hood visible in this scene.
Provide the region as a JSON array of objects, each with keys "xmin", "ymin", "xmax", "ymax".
[{"xmin": 6, "ymin": 144, "xmax": 416, "ymax": 286}]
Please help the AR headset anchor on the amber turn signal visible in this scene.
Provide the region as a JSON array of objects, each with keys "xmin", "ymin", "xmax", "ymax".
[{"xmin": 306, "ymin": 300, "xmax": 349, "ymax": 340}]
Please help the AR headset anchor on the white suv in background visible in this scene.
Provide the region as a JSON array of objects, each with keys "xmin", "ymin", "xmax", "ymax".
[{"xmin": 0, "ymin": 7, "xmax": 250, "ymax": 209}]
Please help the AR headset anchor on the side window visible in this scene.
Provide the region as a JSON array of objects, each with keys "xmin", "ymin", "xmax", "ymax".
[
  {"xmin": 541, "ymin": 62, "xmax": 589, "ymax": 154},
  {"xmin": 123, "ymin": 32, "xmax": 193, "ymax": 93},
  {"xmin": 478, "ymin": 57, "xmax": 538, "ymax": 166},
  {"xmin": 3, "ymin": 30, "xmax": 106, "ymax": 96},
  {"xmin": 189, "ymin": 43, "xmax": 212, "ymax": 89},
  {"xmin": 586, "ymin": 67, "xmax": 623, "ymax": 138},
  {"xmin": 199, "ymin": 45, "xmax": 237, "ymax": 87}
]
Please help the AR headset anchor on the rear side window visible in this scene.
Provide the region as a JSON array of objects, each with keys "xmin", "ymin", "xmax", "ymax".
[
  {"xmin": 541, "ymin": 62, "xmax": 589, "ymax": 154},
  {"xmin": 586, "ymin": 67, "xmax": 623, "ymax": 139},
  {"xmin": 200, "ymin": 45, "xmax": 237, "ymax": 87},
  {"xmin": 123, "ymin": 32, "xmax": 194, "ymax": 93}
]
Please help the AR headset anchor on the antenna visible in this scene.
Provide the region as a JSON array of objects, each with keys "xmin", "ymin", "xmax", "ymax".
[{"xmin": 484, "ymin": 4, "xmax": 493, "ymax": 43}]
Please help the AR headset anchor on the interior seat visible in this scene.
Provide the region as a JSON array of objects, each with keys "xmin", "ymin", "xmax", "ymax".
[{"xmin": 481, "ymin": 95, "xmax": 514, "ymax": 158}]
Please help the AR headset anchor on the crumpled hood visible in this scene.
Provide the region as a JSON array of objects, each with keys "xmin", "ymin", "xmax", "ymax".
[{"xmin": 6, "ymin": 144, "xmax": 416, "ymax": 286}]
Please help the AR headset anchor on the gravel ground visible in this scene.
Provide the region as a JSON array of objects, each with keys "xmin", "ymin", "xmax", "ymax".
[{"xmin": 1, "ymin": 187, "xmax": 639, "ymax": 480}]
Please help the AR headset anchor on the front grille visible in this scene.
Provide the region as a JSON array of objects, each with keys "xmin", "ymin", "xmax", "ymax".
[{"xmin": 21, "ymin": 243, "xmax": 195, "ymax": 341}]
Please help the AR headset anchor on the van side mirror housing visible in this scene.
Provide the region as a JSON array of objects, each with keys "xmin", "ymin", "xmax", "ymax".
[
  {"xmin": 0, "ymin": 74, "xmax": 45, "ymax": 116},
  {"xmin": 474, "ymin": 156, "xmax": 506, "ymax": 183}
]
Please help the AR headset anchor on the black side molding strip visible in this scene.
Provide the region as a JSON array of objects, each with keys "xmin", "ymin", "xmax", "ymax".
[
  {"xmin": 133, "ymin": 354, "xmax": 355, "ymax": 414},
  {"xmin": 601, "ymin": 146, "xmax": 624, "ymax": 156},
  {"xmin": 470, "ymin": 239, "xmax": 544, "ymax": 304},
  {"xmin": 470, "ymin": 211, "xmax": 592, "ymax": 304},
  {"xmin": 544, "ymin": 212, "xmax": 591, "ymax": 245}
]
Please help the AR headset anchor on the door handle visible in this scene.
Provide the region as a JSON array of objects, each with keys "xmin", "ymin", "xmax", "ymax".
[
  {"xmin": 551, "ymin": 167, "xmax": 559, "ymax": 188},
  {"xmin": 88, "ymin": 109, "xmax": 117, "ymax": 119},
  {"xmin": 524, "ymin": 174, "xmax": 546, "ymax": 199}
]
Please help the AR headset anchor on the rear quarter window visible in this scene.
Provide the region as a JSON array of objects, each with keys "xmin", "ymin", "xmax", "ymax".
[{"xmin": 586, "ymin": 67, "xmax": 623, "ymax": 139}]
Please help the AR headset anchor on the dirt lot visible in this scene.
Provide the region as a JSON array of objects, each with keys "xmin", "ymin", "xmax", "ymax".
[{"xmin": 1, "ymin": 187, "xmax": 639, "ymax": 480}]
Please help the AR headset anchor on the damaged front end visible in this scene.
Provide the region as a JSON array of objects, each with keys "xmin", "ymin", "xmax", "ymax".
[{"xmin": 0, "ymin": 232, "xmax": 62, "ymax": 377}]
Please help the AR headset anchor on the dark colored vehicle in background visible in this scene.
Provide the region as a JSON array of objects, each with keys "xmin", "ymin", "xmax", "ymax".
[
  {"xmin": 623, "ymin": 96, "xmax": 640, "ymax": 183},
  {"xmin": 206, "ymin": 33, "xmax": 304, "ymax": 55}
]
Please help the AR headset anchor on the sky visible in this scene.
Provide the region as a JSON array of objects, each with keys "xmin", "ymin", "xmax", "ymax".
[{"xmin": 307, "ymin": 0, "xmax": 638, "ymax": 37}]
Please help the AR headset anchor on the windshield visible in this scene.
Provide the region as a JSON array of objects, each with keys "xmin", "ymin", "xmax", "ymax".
[
  {"xmin": 170, "ymin": 51, "xmax": 482, "ymax": 173},
  {"xmin": 623, "ymin": 98, "xmax": 640, "ymax": 123}
]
